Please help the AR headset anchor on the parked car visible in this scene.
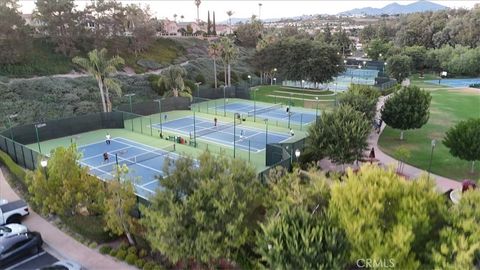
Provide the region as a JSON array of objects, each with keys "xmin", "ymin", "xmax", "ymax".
[
  {"xmin": 41, "ymin": 260, "xmax": 83, "ymax": 270},
  {"xmin": 0, "ymin": 224, "xmax": 28, "ymax": 238},
  {"xmin": 0, "ymin": 200, "xmax": 29, "ymax": 225},
  {"xmin": 0, "ymin": 231, "xmax": 43, "ymax": 266}
]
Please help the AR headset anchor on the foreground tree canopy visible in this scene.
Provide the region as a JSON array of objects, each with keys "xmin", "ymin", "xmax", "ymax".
[{"xmin": 443, "ymin": 118, "xmax": 480, "ymax": 173}]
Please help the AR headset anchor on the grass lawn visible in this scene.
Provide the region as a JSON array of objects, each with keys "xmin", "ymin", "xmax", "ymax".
[
  {"xmin": 252, "ymin": 85, "xmax": 336, "ymax": 111},
  {"xmin": 378, "ymin": 89, "xmax": 480, "ymax": 180}
]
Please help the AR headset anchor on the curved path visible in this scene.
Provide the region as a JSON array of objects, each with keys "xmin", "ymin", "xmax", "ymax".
[
  {"xmin": 0, "ymin": 168, "xmax": 136, "ymax": 270},
  {"xmin": 372, "ymin": 96, "xmax": 462, "ymax": 192}
]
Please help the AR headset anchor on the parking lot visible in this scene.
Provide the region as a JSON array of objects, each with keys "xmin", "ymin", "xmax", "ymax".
[{"xmin": 2, "ymin": 248, "xmax": 58, "ymax": 270}]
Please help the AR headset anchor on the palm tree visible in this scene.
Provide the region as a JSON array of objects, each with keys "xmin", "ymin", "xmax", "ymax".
[
  {"xmin": 226, "ymin": 10, "xmax": 234, "ymax": 34},
  {"xmin": 173, "ymin": 14, "xmax": 178, "ymax": 22},
  {"xmin": 180, "ymin": 15, "xmax": 184, "ymax": 22},
  {"xmin": 208, "ymin": 42, "xmax": 222, "ymax": 88},
  {"xmin": 72, "ymin": 49, "xmax": 124, "ymax": 112},
  {"xmin": 220, "ymin": 37, "xmax": 238, "ymax": 87},
  {"xmin": 160, "ymin": 65, "xmax": 192, "ymax": 99},
  {"xmin": 195, "ymin": 0, "xmax": 201, "ymax": 22}
]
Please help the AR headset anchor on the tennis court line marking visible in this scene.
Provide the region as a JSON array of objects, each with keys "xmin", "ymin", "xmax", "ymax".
[
  {"xmin": 141, "ymin": 179, "xmax": 159, "ymax": 188},
  {"xmin": 81, "ymin": 146, "xmax": 133, "ymax": 161},
  {"xmin": 153, "ymin": 125, "xmax": 266, "ymax": 153},
  {"xmin": 113, "ymin": 137, "xmax": 182, "ymax": 160},
  {"xmin": 85, "ymin": 164, "xmax": 157, "ymax": 197}
]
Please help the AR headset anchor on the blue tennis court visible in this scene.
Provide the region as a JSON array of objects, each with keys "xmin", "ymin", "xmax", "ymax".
[
  {"xmin": 78, "ymin": 137, "xmax": 181, "ymax": 199},
  {"xmin": 213, "ymin": 102, "xmax": 317, "ymax": 126},
  {"xmin": 426, "ymin": 78, "xmax": 480, "ymax": 88},
  {"xmin": 155, "ymin": 116, "xmax": 290, "ymax": 152}
]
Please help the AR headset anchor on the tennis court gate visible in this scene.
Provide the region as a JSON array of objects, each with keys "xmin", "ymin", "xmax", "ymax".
[{"xmin": 260, "ymin": 137, "xmax": 306, "ymax": 182}]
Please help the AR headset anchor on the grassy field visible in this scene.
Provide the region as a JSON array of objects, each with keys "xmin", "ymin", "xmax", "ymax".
[
  {"xmin": 378, "ymin": 88, "xmax": 480, "ymax": 180},
  {"xmin": 251, "ymin": 85, "xmax": 337, "ymax": 112}
]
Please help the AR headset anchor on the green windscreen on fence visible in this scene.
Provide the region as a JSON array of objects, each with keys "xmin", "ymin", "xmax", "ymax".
[{"xmin": 0, "ymin": 135, "xmax": 40, "ymax": 170}]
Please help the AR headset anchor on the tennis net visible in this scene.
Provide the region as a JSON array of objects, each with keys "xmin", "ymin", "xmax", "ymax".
[
  {"xmin": 195, "ymin": 121, "xmax": 236, "ymax": 137},
  {"xmin": 247, "ymin": 104, "xmax": 282, "ymax": 117},
  {"xmin": 119, "ymin": 144, "xmax": 176, "ymax": 165}
]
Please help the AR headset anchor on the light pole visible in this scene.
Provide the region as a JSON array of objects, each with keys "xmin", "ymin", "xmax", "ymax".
[
  {"xmin": 6, "ymin": 114, "xmax": 17, "ymax": 141},
  {"xmin": 271, "ymin": 68, "xmax": 277, "ymax": 85},
  {"xmin": 301, "ymin": 79, "xmax": 305, "ymax": 89},
  {"xmin": 295, "ymin": 149, "xmax": 301, "ymax": 163},
  {"xmin": 427, "ymin": 139, "xmax": 436, "ymax": 180},
  {"xmin": 264, "ymin": 118, "xmax": 268, "ymax": 145},
  {"xmin": 35, "ymin": 122, "xmax": 46, "ymax": 154},
  {"xmin": 334, "ymin": 82, "xmax": 338, "ymax": 107},
  {"xmin": 247, "ymin": 75, "xmax": 252, "ymax": 88},
  {"xmin": 315, "ymin": 97, "xmax": 319, "ymax": 118},
  {"xmin": 125, "ymin": 93, "xmax": 136, "ymax": 113},
  {"xmin": 223, "ymin": 85, "xmax": 227, "ymax": 117},
  {"xmin": 233, "ymin": 113, "xmax": 238, "ymax": 158},
  {"xmin": 193, "ymin": 109, "xmax": 197, "ymax": 147},
  {"xmin": 273, "ymin": 77, "xmax": 277, "ymax": 85},
  {"xmin": 194, "ymin": 82, "xmax": 202, "ymax": 99},
  {"xmin": 253, "ymin": 88, "xmax": 257, "ymax": 122},
  {"xmin": 154, "ymin": 99, "xmax": 163, "ymax": 134},
  {"xmin": 40, "ymin": 159, "xmax": 48, "ymax": 181}
]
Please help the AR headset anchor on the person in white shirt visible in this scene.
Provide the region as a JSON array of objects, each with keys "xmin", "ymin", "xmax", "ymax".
[
  {"xmin": 105, "ymin": 133, "xmax": 111, "ymax": 145},
  {"xmin": 289, "ymin": 129, "xmax": 295, "ymax": 137}
]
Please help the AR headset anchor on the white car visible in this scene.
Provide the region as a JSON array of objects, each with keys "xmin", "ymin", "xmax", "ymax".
[
  {"xmin": 49, "ymin": 260, "xmax": 83, "ymax": 270},
  {"xmin": 0, "ymin": 224, "xmax": 28, "ymax": 238}
]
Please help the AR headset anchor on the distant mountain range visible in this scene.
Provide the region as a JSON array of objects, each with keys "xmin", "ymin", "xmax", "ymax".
[{"xmin": 339, "ymin": 1, "xmax": 448, "ymax": 16}]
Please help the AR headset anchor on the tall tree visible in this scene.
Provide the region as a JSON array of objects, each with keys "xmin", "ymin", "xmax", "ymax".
[
  {"xmin": 125, "ymin": 4, "xmax": 156, "ymax": 56},
  {"xmin": 25, "ymin": 144, "xmax": 105, "ymax": 217},
  {"xmin": 338, "ymin": 84, "xmax": 380, "ymax": 121},
  {"xmin": 226, "ymin": 10, "xmax": 234, "ymax": 34},
  {"xmin": 194, "ymin": 0, "xmax": 201, "ymax": 22},
  {"xmin": 140, "ymin": 152, "xmax": 264, "ymax": 268},
  {"xmin": 220, "ymin": 37, "xmax": 238, "ymax": 87},
  {"xmin": 212, "ymin": 11, "xmax": 216, "ymax": 35},
  {"xmin": 160, "ymin": 65, "xmax": 192, "ymax": 99},
  {"xmin": 329, "ymin": 166, "xmax": 447, "ymax": 269},
  {"xmin": 0, "ymin": 0, "xmax": 30, "ymax": 64},
  {"xmin": 386, "ymin": 55, "xmax": 413, "ymax": 83},
  {"xmin": 235, "ymin": 15, "xmax": 263, "ymax": 48},
  {"xmin": 34, "ymin": 0, "xmax": 80, "ymax": 56},
  {"xmin": 104, "ymin": 165, "xmax": 137, "ymax": 245},
  {"xmin": 443, "ymin": 118, "xmax": 480, "ymax": 173},
  {"xmin": 303, "ymin": 105, "xmax": 371, "ymax": 168},
  {"xmin": 72, "ymin": 48, "xmax": 125, "ymax": 112},
  {"xmin": 381, "ymin": 86, "xmax": 432, "ymax": 140},
  {"xmin": 208, "ymin": 41, "xmax": 222, "ymax": 88}
]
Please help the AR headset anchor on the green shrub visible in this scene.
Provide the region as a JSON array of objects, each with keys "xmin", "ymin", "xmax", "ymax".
[
  {"xmin": 89, "ymin": 242, "xmax": 98, "ymax": 249},
  {"xmin": 109, "ymin": 248, "xmax": 118, "ymax": 257},
  {"xmin": 99, "ymin": 245, "xmax": 112, "ymax": 254},
  {"xmin": 138, "ymin": 249, "xmax": 148, "ymax": 258},
  {"xmin": 184, "ymin": 79, "xmax": 196, "ymax": 92},
  {"xmin": 61, "ymin": 215, "xmax": 115, "ymax": 243},
  {"xmin": 0, "ymin": 150, "xmax": 27, "ymax": 192},
  {"xmin": 118, "ymin": 243, "xmax": 129, "ymax": 251},
  {"xmin": 125, "ymin": 253, "xmax": 138, "ymax": 265},
  {"xmin": 137, "ymin": 59, "xmax": 163, "ymax": 70},
  {"xmin": 127, "ymin": 246, "xmax": 137, "ymax": 255},
  {"xmin": 152, "ymin": 265, "xmax": 165, "ymax": 270},
  {"xmin": 135, "ymin": 259, "xmax": 145, "ymax": 268},
  {"xmin": 143, "ymin": 261, "xmax": 155, "ymax": 270},
  {"xmin": 116, "ymin": 249, "xmax": 127, "ymax": 261}
]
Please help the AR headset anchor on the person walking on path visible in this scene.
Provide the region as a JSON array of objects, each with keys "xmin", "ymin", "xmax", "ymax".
[{"xmin": 369, "ymin": 147, "xmax": 376, "ymax": 164}]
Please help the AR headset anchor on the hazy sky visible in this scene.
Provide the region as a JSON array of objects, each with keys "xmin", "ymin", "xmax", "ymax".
[{"xmin": 18, "ymin": 1, "xmax": 478, "ymax": 22}]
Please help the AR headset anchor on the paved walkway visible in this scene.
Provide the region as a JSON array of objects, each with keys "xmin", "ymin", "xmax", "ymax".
[
  {"xmin": 0, "ymin": 168, "xmax": 136, "ymax": 270},
  {"xmin": 319, "ymin": 96, "xmax": 462, "ymax": 193}
]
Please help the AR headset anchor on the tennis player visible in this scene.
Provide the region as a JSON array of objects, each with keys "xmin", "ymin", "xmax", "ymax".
[
  {"xmin": 214, "ymin": 117, "xmax": 218, "ymax": 127},
  {"xmin": 103, "ymin": 152, "xmax": 109, "ymax": 162},
  {"xmin": 286, "ymin": 105, "xmax": 290, "ymax": 114},
  {"xmin": 105, "ymin": 133, "xmax": 111, "ymax": 145},
  {"xmin": 289, "ymin": 129, "xmax": 295, "ymax": 137},
  {"xmin": 240, "ymin": 130, "xmax": 245, "ymax": 139}
]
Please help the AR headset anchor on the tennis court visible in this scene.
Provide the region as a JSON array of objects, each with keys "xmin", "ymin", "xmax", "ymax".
[
  {"xmin": 155, "ymin": 116, "xmax": 290, "ymax": 152},
  {"xmin": 213, "ymin": 102, "xmax": 317, "ymax": 126},
  {"xmin": 426, "ymin": 78, "xmax": 480, "ymax": 88},
  {"xmin": 78, "ymin": 137, "xmax": 181, "ymax": 199}
]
